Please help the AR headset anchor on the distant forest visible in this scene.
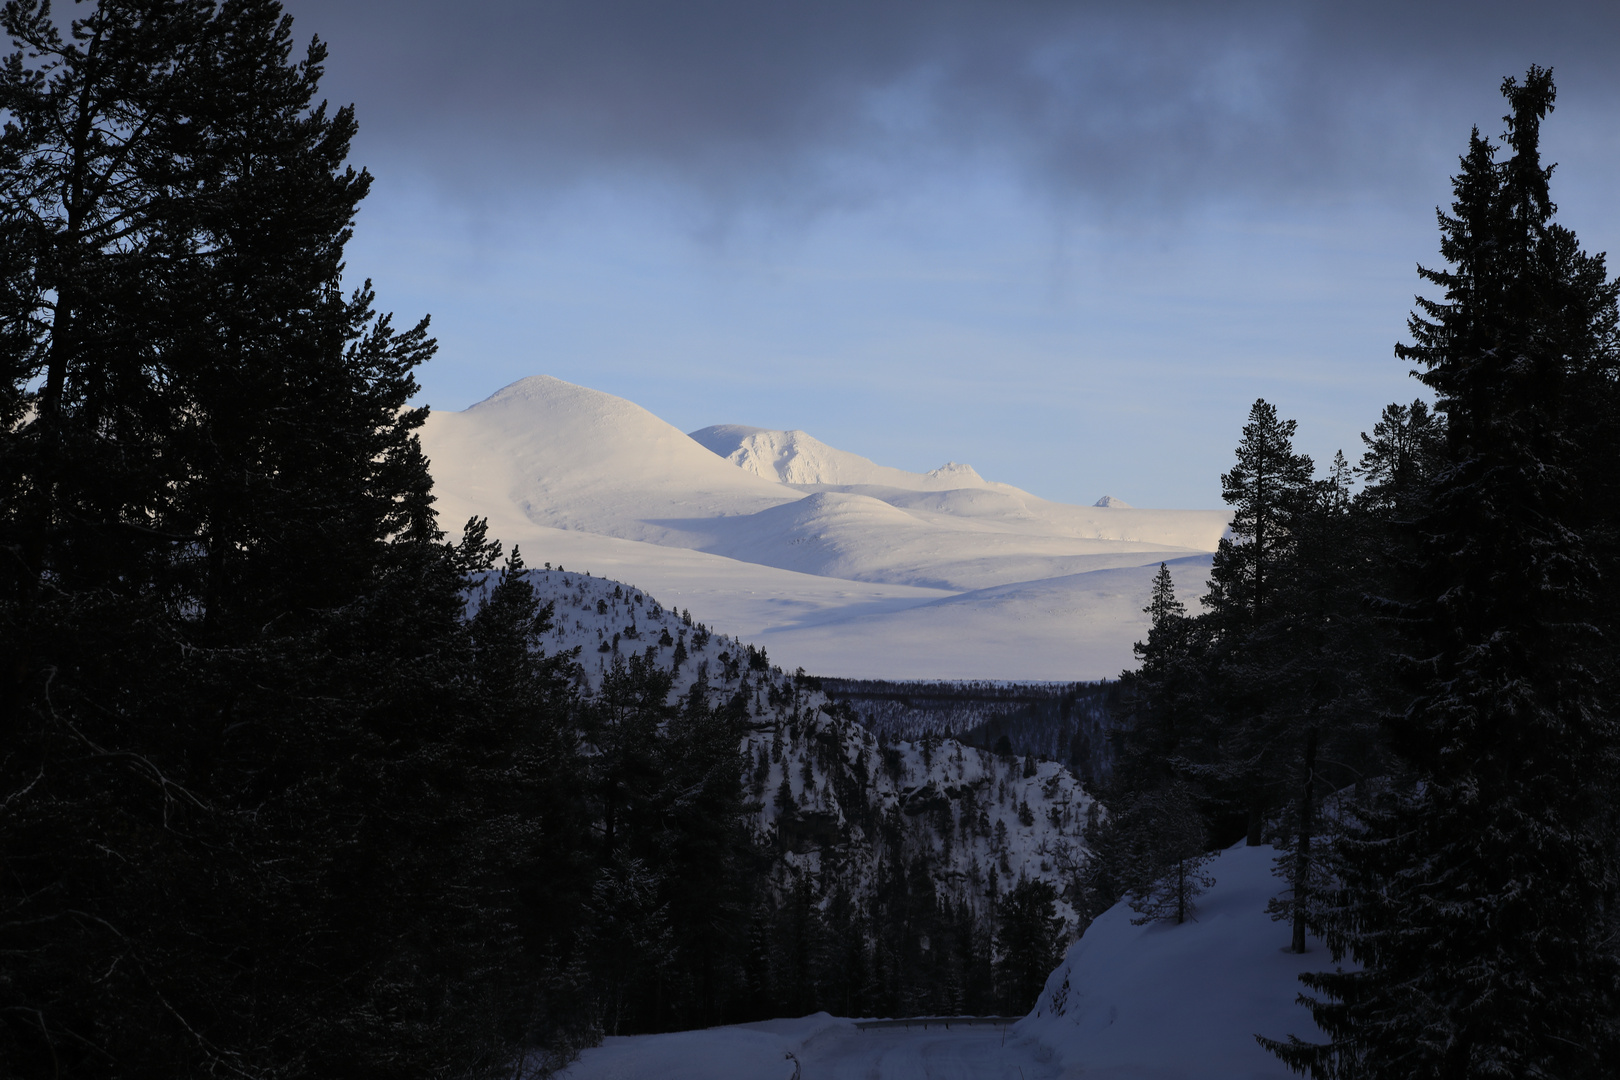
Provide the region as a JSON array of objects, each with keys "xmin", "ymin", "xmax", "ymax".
[{"xmin": 822, "ymin": 678, "xmax": 1124, "ymax": 784}]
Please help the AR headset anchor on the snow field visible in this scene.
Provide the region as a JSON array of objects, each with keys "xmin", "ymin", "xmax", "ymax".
[{"xmin": 556, "ymin": 1012, "xmax": 848, "ymax": 1080}]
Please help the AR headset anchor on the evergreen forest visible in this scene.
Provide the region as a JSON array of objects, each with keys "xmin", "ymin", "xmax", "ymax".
[{"xmin": 2, "ymin": 3, "xmax": 1619, "ymax": 1079}]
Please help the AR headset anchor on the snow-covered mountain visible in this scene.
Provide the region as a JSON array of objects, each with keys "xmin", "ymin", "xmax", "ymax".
[
  {"xmin": 421, "ymin": 375, "xmax": 1229, "ymax": 679},
  {"xmin": 497, "ymin": 567, "xmax": 1097, "ymax": 936}
]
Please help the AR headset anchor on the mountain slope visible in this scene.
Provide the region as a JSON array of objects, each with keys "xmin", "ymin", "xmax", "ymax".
[
  {"xmin": 1019, "ymin": 841, "xmax": 1335, "ymax": 1079},
  {"xmin": 501, "ymin": 566, "xmax": 1097, "ymax": 934},
  {"xmin": 751, "ymin": 555, "xmax": 1214, "ymax": 680},
  {"xmin": 423, "ymin": 375, "xmax": 798, "ymax": 547}
]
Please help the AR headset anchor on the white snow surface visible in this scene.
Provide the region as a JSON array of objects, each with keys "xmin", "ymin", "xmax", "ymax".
[
  {"xmin": 555, "ymin": 841, "xmax": 1334, "ymax": 1079},
  {"xmin": 422, "ymin": 375, "xmax": 1229, "ymax": 679},
  {"xmin": 1018, "ymin": 841, "xmax": 1337, "ymax": 1079}
]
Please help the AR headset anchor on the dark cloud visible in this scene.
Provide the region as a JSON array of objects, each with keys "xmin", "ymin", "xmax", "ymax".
[{"xmin": 283, "ymin": 0, "xmax": 1620, "ymax": 210}]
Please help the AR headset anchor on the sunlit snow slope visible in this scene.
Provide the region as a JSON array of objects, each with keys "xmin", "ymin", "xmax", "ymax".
[{"xmin": 420, "ymin": 375, "xmax": 1229, "ymax": 679}]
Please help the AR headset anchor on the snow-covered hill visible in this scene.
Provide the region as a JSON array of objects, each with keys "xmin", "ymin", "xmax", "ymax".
[
  {"xmin": 422, "ymin": 375, "xmax": 1229, "ymax": 679},
  {"xmin": 495, "ymin": 567, "xmax": 1096, "ymax": 931}
]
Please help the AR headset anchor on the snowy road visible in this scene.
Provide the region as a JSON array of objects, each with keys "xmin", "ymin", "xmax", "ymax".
[
  {"xmin": 797, "ymin": 1025, "xmax": 1060, "ymax": 1080},
  {"xmin": 556, "ymin": 1014, "xmax": 1066, "ymax": 1080}
]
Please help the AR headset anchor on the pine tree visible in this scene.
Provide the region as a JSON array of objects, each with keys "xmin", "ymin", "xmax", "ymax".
[
  {"xmin": 1203, "ymin": 399, "xmax": 1316, "ymax": 845},
  {"xmin": 1354, "ymin": 400, "xmax": 1445, "ymax": 520},
  {"xmin": 1270, "ymin": 67, "xmax": 1620, "ymax": 1079},
  {"xmin": 1207, "ymin": 400, "xmax": 1317, "ymax": 627}
]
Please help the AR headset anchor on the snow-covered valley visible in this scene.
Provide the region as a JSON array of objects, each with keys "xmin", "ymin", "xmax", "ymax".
[
  {"xmin": 496, "ymin": 567, "xmax": 1096, "ymax": 936},
  {"xmin": 422, "ymin": 375, "xmax": 1228, "ymax": 680}
]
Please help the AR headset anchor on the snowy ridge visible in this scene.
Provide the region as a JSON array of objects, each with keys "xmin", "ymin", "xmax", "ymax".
[
  {"xmin": 491, "ymin": 567, "xmax": 1099, "ymax": 934},
  {"xmin": 690, "ymin": 423, "xmax": 1003, "ymax": 492}
]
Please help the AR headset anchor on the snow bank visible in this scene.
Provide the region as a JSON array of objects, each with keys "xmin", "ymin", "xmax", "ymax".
[
  {"xmin": 557, "ymin": 1013, "xmax": 848, "ymax": 1080},
  {"xmin": 1018, "ymin": 841, "xmax": 1339, "ymax": 1079}
]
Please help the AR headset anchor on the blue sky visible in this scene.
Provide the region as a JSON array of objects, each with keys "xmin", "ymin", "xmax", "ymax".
[{"xmin": 286, "ymin": 1, "xmax": 1620, "ymax": 507}]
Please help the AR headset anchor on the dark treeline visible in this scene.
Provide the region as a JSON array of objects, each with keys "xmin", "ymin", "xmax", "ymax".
[
  {"xmin": 0, "ymin": 4, "xmax": 1061, "ymax": 1074},
  {"xmin": 823, "ymin": 678, "xmax": 1124, "ymax": 783},
  {"xmin": 1089, "ymin": 68, "xmax": 1620, "ymax": 1077}
]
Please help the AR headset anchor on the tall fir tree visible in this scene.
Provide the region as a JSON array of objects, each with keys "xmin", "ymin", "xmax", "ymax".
[
  {"xmin": 1203, "ymin": 399, "xmax": 1315, "ymax": 845},
  {"xmin": 1086, "ymin": 563, "xmax": 1219, "ymax": 922},
  {"xmin": 1270, "ymin": 67, "xmax": 1620, "ymax": 1079},
  {"xmin": 1261, "ymin": 451, "xmax": 1381, "ymax": 955}
]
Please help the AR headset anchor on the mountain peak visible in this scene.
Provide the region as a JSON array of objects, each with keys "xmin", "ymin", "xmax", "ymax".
[
  {"xmin": 926, "ymin": 462, "xmax": 983, "ymax": 484},
  {"xmin": 690, "ymin": 425, "xmax": 996, "ymax": 492},
  {"xmin": 1093, "ymin": 495, "xmax": 1132, "ymax": 508}
]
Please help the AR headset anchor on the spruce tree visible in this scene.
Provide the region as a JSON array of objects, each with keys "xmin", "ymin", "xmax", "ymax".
[
  {"xmin": 1123, "ymin": 782, "xmax": 1217, "ymax": 927},
  {"xmin": 1270, "ymin": 67, "xmax": 1620, "ymax": 1079},
  {"xmin": 1085, "ymin": 563, "xmax": 1215, "ymax": 919},
  {"xmin": 1117, "ymin": 561, "xmax": 1209, "ymax": 793},
  {"xmin": 1261, "ymin": 451, "xmax": 1380, "ymax": 955}
]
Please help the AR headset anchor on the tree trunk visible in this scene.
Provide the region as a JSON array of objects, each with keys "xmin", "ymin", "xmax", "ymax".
[
  {"xmin": 1291, "ymin": 724, "xmax": 1318, "ymax": 954},
  {"xmin": 1176, "ymin": 858, "xmax": 1187, "ymax": 924}
]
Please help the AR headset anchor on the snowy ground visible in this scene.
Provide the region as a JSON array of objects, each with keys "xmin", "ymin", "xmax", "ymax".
[
  {"xmin": 552, "ymin": 841, "xmax": 1336, "ymax": 1080},
  {"xmin": 1020, "ymin": 841, "xmax": 1338, "ymax": 1079},
  {"xmin": 421, "ymin": 374, "xmax": 1227, "ymax": 680}
]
